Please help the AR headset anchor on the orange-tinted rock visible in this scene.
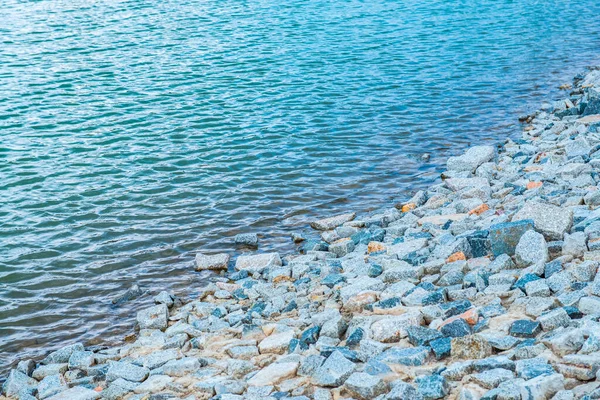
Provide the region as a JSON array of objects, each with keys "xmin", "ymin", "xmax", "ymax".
[
  {"xmin": 468, "ymin": 204, "xmax": 489, "ymax": 216},
  {"xmin": 368, "ymin": 241, "xmax": 386, "ymax": 254},
  {"xmin": 526, "ymin": 181, "xmax": 543, "ymax": 190},
  {"xmin": 402, "ymin": 203, "xmax": 416, "ymax": 212},
  {"xmin": 446, "ymin": 251, "xmax": 466, "ymax": 263},
  {"xmin": 273, "ymin": 275, "xmax": 294, "ymax": 284}
]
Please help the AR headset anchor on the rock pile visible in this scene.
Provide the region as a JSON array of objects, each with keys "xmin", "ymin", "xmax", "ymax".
[{"xmin": 4, "ymin": 68, "xmax": 600, "ymax": 400}]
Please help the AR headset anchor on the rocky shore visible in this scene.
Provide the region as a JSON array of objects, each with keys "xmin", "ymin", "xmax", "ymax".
[{"xmin": 4, "ymin": 67, "xmax": 600, "ymax": 400}]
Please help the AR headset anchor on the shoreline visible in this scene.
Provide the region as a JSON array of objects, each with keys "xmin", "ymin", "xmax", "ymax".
[{"xmin": 3, "ymin": 67, "xmax": 600, "ymax": 399}]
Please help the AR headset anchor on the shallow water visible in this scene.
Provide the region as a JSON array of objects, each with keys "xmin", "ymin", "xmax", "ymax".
[{"xmin": 1, "ymin": 0, "xmax": 600, "ymax": 373}]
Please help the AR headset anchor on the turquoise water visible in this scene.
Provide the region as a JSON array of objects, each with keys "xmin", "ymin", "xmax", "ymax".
[{"xmin": 1, "ymin": 0, "xmax": 600, "ymax": 371}]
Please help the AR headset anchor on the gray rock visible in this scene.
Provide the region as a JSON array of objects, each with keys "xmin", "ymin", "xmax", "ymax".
[
  {"xmin": 136, "ymin": 304, "xmax": 168, "ymax": 330},
  {"xmin": 162, "ymin": 357, "xmax": 204, "ymax": 376},
  {"xmin": 578, "ymin": 296, "xmax": 600, "ymax": 315},
  {"xmin": 68, "ymin": 350, "xmax": 95, "ymax": 369},
  {"xmin": 195, "ymin": 252, "xmax": 230, "ymax": 271},
  {"xmin": 344, "ymin": 372, "xmax": 388, "ymax": 399},
  {"xmin": 311, "ymin": 213, "xmax": 356, "ymax": 231},
  {"xmin": 38, "ymin": 375, "xmax": 68, "ymax": 399},
  {"xmin": 2, "ymin": 369, "xmax": 37, "ymax": 397},
  {"xmin": 447, "ymin": 146, "xmax": 495, "ymax": 173},
  {"xmin": 45, "ymin": 386, "xmax": 101, "ymax": 400},
  {"xmin": 471, "ymin": 368, "xmax": 514, "ymax": 389},
  {"xmin": 512, "ymin": 201, "xmax": 573, "ymax": 240},
  {"xmin": 235, "ymin": 233, "xmax": 259, "ymax": 247},
  {"xmin": 524, "ymin": 279, "xmax": 551, "ymax": 297},
  {"xmin": 42, "ymin": 343, "xmax": 85, "ymax": 364},
  {"xmin": 451, "ymin": 335, "xmax": 492, "ymax": 359},
  {"xmin": 416, "ymin": 375, "xmax": 449, "ymax": 400},
  {"xmin": 235, "ymin": 252, "xmax": 282, "ymax": 273},
  {"xmin": 515, "ymin": 230, "xmax": 548, "ymax": 267},
  {"xmin": 562, "ymin": 232, "xmax": 587, "ymax": 257},
  {"xmin": 153, "ymin": 290, "xmax": 175, "ymax": 307},
  {"xmin": 313, "ymin": 350, "xmax": 356, "ymax": 387},
  {"xmin": 329, "ymin": 238, "xmax": 355, "ymax": 257},
  {"xmin": 133, "ymin": 374, "xmax": 173, "ymax": 393},
  {"xmin": 106, "ymin": 361, "xmax": 150, "ymax": 382},
  {"xmin": 16, "ymin": 360, "xmax": 35, "ymax": 377},
  {"xmin": 32, "ymin": 364, "xmax": 69, "ymax": 380},
  {"xmin": 385, "ymin": 382, "xmax": 422, "ymax": 400},
  {"xmin": 537, "ymin": 308, "xmax": 571, "ymax": 331}
]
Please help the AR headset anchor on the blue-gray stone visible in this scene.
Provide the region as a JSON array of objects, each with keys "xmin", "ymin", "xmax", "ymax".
[
  {"xmin": 480, "ymin": 302, "xmax": 506, "ymax": 319},
  {"xmin": 229, "ymin": 270, "xmax": 249, "ymax": 281},
  {"xmin": 473, "ymin": 318, "xmax": 489, "ymax": 333},
  {"xmin": 232, "ymin": 288, "xmax": 248, "ymax": 300},
  {"xmin": 375, "ymin": 297, "xmax": 402, "ymax": 310},
  {"xmin": 564, "ymin": 306, "xmax": 583, "ymax": 319},
  {"xmin": 288, "ymin": 338, "xmax": 308, "ymax": 353},
  {"xmin": 364, "ymin": 360, "xmax": 392, "ymax": 376},
  {"xmin": 513, "ymin": 273, "xmax": 541, "ymax": 292},
  {"xmin": 516, "ymin": 359, "xmax": 555, "ymax": 380},
  {"xmin": 416, "ymin": 375, "xmax": 449, "ymax": 400},
  {"xmin": 319, "ymin": 346, "xmax": 360, "ymax": 362},
  {"xmin": 282, "ymin": 300, "xmax": 297, "ymax": 313},
  {"xmin": 376, "ymin": 346, "xmax": 430, "ymax": 366},
  {"xmin": 301, "ymin": 326, "xmax": 320, "ymax": 345},
  {"xmin": 440, "ymin": 300, "xmax": 472, "ymax": 318},
  {"xmin": 346, "ymin": 327, "xmax": 364, "ymax": 347},
  {"xmin": 509, "ymin": 320, "xmax": 541, "ymax": 338},
  {"xmin": 430, "ymin": 337, "xmax": 451, "ymax": 360},
  {"xmin": 440, "ymin": 319, "xmax": 471, "ymax": 338},
  {"xmin": 406, "ymin": 326, "xmax": 444, "ymax": 347},
  {"xmin": 322, "ymin": 274, "xmax": 346, "ymax": 288},
  {"xmin": 463, "ymin": 230, "xmax": 491, "ymax": 258},
  {"xmin": 368, "ymin": 264, "xmax": 383, "ymax": 278},
  {"xmin": 489, "ymin": 220, "xmax": 535, "ymax": 256},
  {"xmin": 422, "ymin": 290, "xmax": 446, "ymax": 306}
]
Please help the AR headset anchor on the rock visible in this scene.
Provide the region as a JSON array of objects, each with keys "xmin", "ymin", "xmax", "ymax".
[
  {"xmin": 430, "ymin": 337, "xmax": 452, "ymax": 360},
  {"xmin": 313, "ymin": 350, "xmax": 356, "ymax": 387},
  {"xmin": 447, "ymin": 146, "xmax": 495, "ymax": 173},
  {"xmin": 471, "ymin": 368, "xmax": 514, "ymax": 389},
  {"xmin": 162, "ymin": 357, "xmax": 203, "ymax": 376},
  {"xmin": 235, "ymin": 233, "xmax": 259, "ymax": 247},
  {"xmin": 137, "ymin": 304, "xmax": 168, "ymax": 330},
  {"xmin": 235, "ymin": 253, "xmax": 282, "ymax": 273},
  {"xmin": 195, "ymin": 252, "xmax": 230, "ymax": 271},
  {"xmin": 406, "ymin": 326, "xmax": 444, "ymax": 346},
  {"xmin": 416, "ymin": 375, "xmax": 449, "ymax": 400},
  {"xmin": 440, "ymin": 319, "xmax": 472, "ymax": 338},
  {"xmin": 38, "ymin": 375, "xmax": 68, "ymax": 399},
  {"xmin": 563, "ymin": 232, "xmax": 587, "ymax": 257},
  {"xmin": 311, "ymin": 213, "xmax": 356, "ymax": 231},
  {"xmin": 259, "ymin": 331, "xmax": 295, "ymax": 354},
  {"xmin": 537, "ymin": 308, "xmax": 571, "ymax": 331},
  {"xmin": 524, "ymin": 279, "xmax": 551, "ymax": 297},
  {"xmin": 370, "ymin": 312, "xmax": 423, "ymax": 342},
  {"xmin": 41, "ymin": 343, "xmax": 85, "ymax": 364},
  {"xmin": 578, "ymin": 296, "xmax": 600, "ymax": 315},
  {"xmin": 246, "ymin": 361, "xmax": 297, "ymax": 386},
  {"xmin": 451, "ymin": 335, "xmax": 492, "ymax": 359},
  {"xmin": 521, "ymin": 373, "xmax": 565, "ymax": 400},
  {"xmin": 489, "ymin": 220, "xmax": 535, "ymax": 256},
  {"xmin": 515, "ymin": 230, "xmax": 548, "ymax": 267},
  {"xmin": 68, "ymin": 350, "xmax": 95, "ymax": 369},
  {"xmin": 112, "ymin": 284, "xmax": 144, "ymax": 304},
  {"xmin": 133, "ymin": 374, "xmax": 173, "ymax": 393},
  {"xmin": 329, "ymin": 238, "xmax": 355, "ymax": 257},
  {"xmin": 512, "ymin": 201, "xmax": 573, "ymax": 240},
  {"xmin": 509, "ymin": 320, "xmax": 541, "ymax": 338},
  {"xmin": 386, "ymin": 382, "xmax": 422, "ymax": 400},
  {"xmin": 106, "ymin": 361, "xmax": 150, "ymax": 382},
  {"xmin": 153, "ymin": 290, "xmax": 175, "ymax": 307},
  {"xmin": 45, "ymin": 387, "xmax": 101, "ymax": 400},
  {"xmin": 2, "ymin": 369, "xmax": 37, "ymax": 397},
  {"xmin": 344, "ymin": 372, "xmax": 388, "ymax": 399},
  {"xmin": 377, "ymin": 346, "xmax": 431, "ymax": 366}
]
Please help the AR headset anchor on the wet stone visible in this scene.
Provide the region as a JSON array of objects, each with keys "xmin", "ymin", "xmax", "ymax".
[{"xmin": 235, "ymin": 233, "xmax": 258, "ymax": 247}]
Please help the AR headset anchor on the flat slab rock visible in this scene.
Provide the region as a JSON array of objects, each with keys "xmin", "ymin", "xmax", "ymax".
[
  {"xmin": 310, "ymin": 212, "xmax": 356, "ymax": 231},
  {"xmin": 234, "ymin": 252, "xmax": 282, "ymax": 273},
  {"xmin": 195, "ymin": 252, "xmax": 230, "ymax": 271},
  {"xmin": 512, "ymin": 201, "xmax": 573, "ymax": 240}
]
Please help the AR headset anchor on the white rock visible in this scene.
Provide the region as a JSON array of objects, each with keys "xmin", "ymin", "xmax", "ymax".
[
  {"xmin": 235, "ymin": 253, "xmax": 281, "ymax": 273},
  {"xmin": 247, "ymin": 361, "xmax": 298, "ymax": 386}
]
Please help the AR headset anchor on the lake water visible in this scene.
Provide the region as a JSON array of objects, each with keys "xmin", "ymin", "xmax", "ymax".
[{"xmin": 1, "ymin": 0, "xmax": 600, "ymax": 373}]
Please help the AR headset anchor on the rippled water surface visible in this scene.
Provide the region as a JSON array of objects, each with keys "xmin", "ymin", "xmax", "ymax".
[{"xmin": 1, "ymin": 0, "xmax": 600, "ymax": 372}]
